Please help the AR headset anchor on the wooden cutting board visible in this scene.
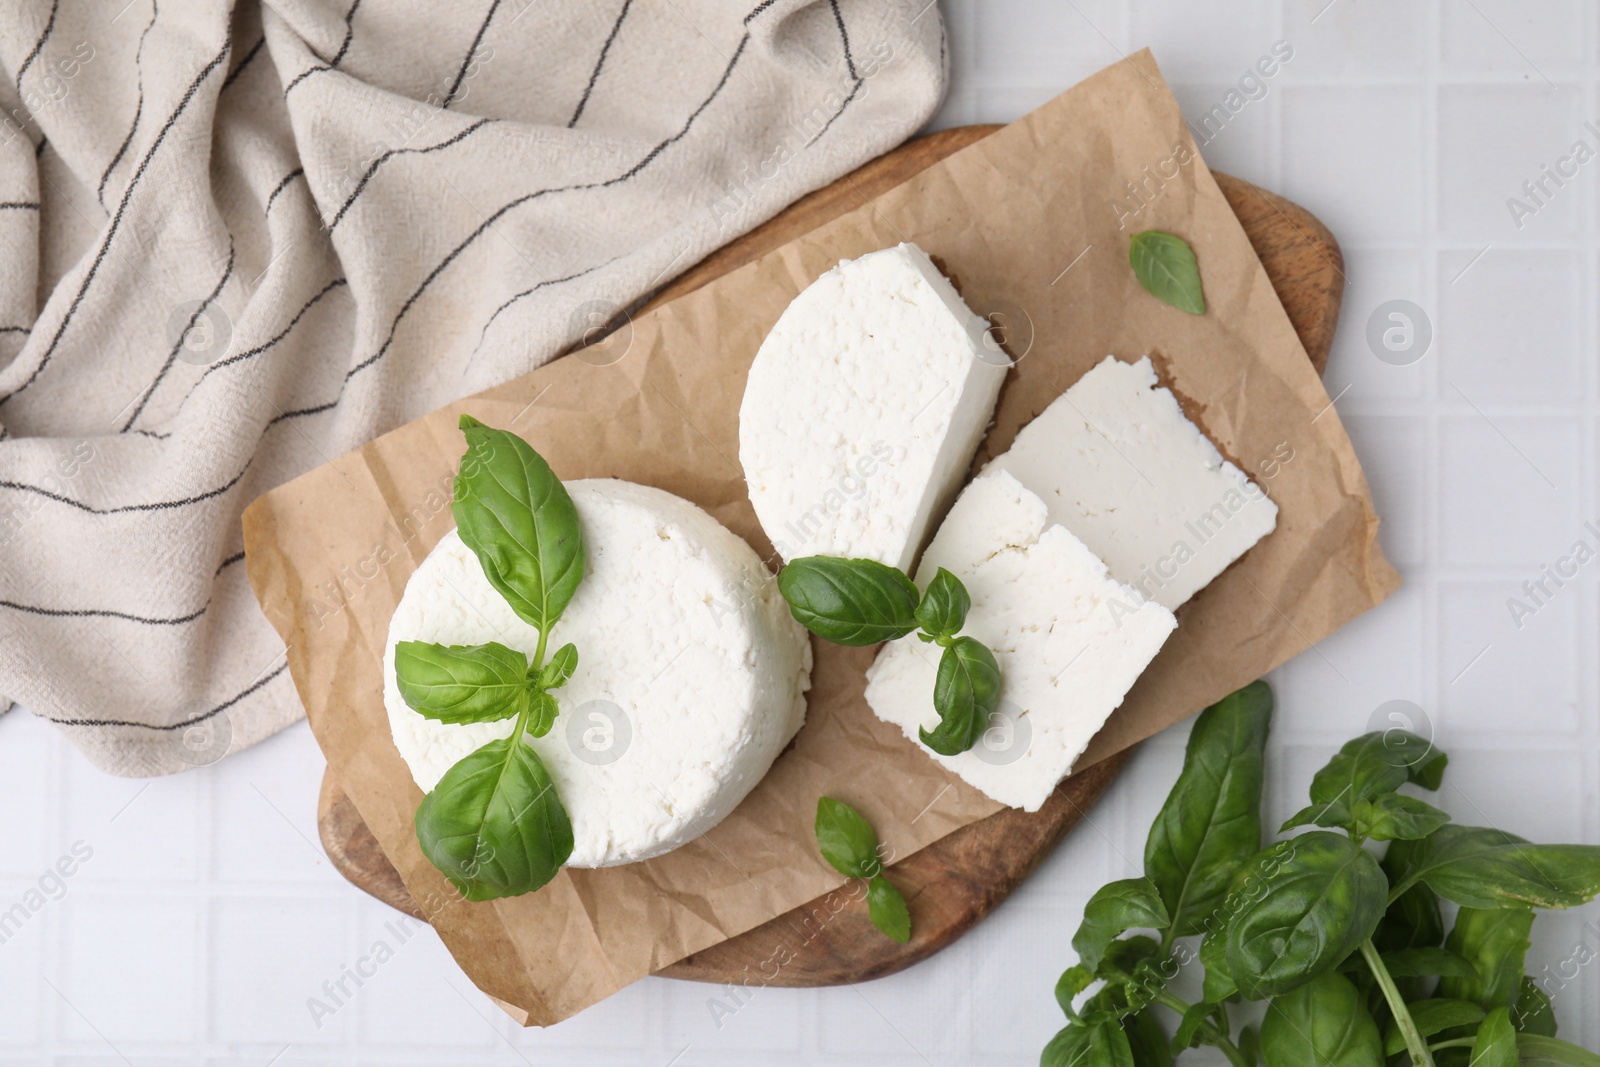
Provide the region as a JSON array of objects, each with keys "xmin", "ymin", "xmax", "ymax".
[{"xmin": 315, "ymin": 124, "xmax": 1343, "ymax": 987}]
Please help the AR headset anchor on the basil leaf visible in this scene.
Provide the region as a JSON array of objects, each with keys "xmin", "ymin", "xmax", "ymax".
[
  {"xmin": 393, "ymin": 640, "xmax": 530, "ymax": 724},
  {"xmin": 919, "ymin": 636, "xmax": 1001, "ymax": 756},
  {"xmin": 1144, "ymin": 681, "xmax": 1272, "ymax": 937},
  {"xmin": 913, "ymin": 567, "xmax": 970, "ymax": 638},
  {"xmin": 1121, "ymin": 1009, "xmax": 1174, "ymax": 1067},
  {"xmin": 1384, "ymin": 999, "xmax": 1487, "ymax": 1055},
  {"xmin": 1200, "ymin": 928, "xmax": 1237, "ymax": 1002},
  {"xmin": 1389, "ymin": 825, "xmax": 1600, "ymax": 909},
  {"xmin": 453, "ymin": 416, "xmax": 585, "ymax": 632},
  {"xmin": 1438, "ymin": 906, "xmax": 1533, "ymax": 1012},
  {"xmin": 1172, "ymin": 1001, "xmax": 1213, "ymax": 1052},
  {"xmin": 1129, "ymin": 230, "xmax": 1205, "ymax": 315},
  {"xmin": 1042, "ymin": 1019, "xmax": 1134, "ymax": 1067},
  {"xmin": 525, "ymin": 692, "xmax": 560, "ymax": 739},
  {"xmin": 1280, "ymin": 800, "xmax": 1352, "ymax": 835},
  {"xmin": 1354, "ymin": 793, "xmax": 1451, "ymax": 842},
  {"xmin": 1238, "ymin": 1025, "xmax": 1259, "ymax": 1067},
  {"xmin": 1072, "ymin": 878, "xmax": 1171, "ymax": 973},
  {"xmin": 1369, "ymin": 946, "xmax": 1480, "ymax": 981},
  {"xmin": 1306, "ymin": 730, "xmax": 1445, "ymax": 822},
  {"xmin": 537, "ymin": 642, "xmax": 578, "ymax": 690},
  {"xmin": 1224, "ymin": 832, "xmax": 1388, "ymax": 999},
  {"xmin": 814, "ymin": 796, "xmax": 880, "ymax": 880},
  {"xmin": 1471, "ymin": 1007, "xmax": 1519, "ymax": 1067},
  {"xmin": 1514, "ymin": 976, "xmax": 1558, "ymax": 1037},
  {"xmin": 866, "ymin": 874, "xmax": 911, "ymax": 943},
  {"xmin": 1099, "ymin": 934, "xmax": 1162, "ymax": 979},
  {"xmin": 413, "ymin": 735, "xmax": 573, "ymax": 901},
  {"xmin": 1055, "ymin": 964, "xmax": 1094, "ymax": 1016},
  {"xmin": 777, "ymin": 556, "xmax": 920, "ymax": 646},
  {"xmin": 1259, "ymin": 971, "xmax": 1382, "ymax": 1067},
  {"xmin": 1516, "ymin": 1035, "xmax": 1600, "ymax": 1066},
  {"xmin": 1375, "ymin": 839, "xmax": 1445, "ymax": 952}
]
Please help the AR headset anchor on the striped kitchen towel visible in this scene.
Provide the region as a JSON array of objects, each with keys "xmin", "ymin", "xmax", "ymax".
[{"xmin": 0, "ymin": 0, "xmax": 947, "ymax": 775}]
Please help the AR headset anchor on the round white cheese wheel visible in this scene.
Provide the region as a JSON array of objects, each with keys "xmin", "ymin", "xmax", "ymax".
[{"xmin": 383, "ymin": 479, "xmax": 812, "ymax": 868}]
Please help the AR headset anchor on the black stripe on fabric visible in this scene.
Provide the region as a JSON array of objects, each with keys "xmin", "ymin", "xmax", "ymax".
[
  {"xmin": 265, "ymin": 167, "xmax": 304, "ymax": 212},
  {"xmin": 806, "ymin": 75, "xmax": 860, "ymax": 147},
  {"xmin": 0, "ymin": 596, "xmax": 206, "ymax": 626},
  {"xmin": 265, "ymin": 398, "xmax": 337, "ymax": 427},
  {"xmin": 127, "ymin": 427, "xmax": 169, "ymax": 440},
  {"xmin": 214, "ymin": 549, "xmax": 246, "ymax": 576},
  {"xmin": 14, "ymin": 0, "xmax": 59, "ymax": 91},
  {"xmin": 221, "ymin": 34, "xmax": 265, "ymax": 90},
  {"xmin": 0, "ymin": 202, "xmax": 39, "ymax": 210},
  {"xmin": 282, "ymin": 64, "xmax": 329, "ymax": 96},
  {"xmin": 827, "ymin": 0, "xmax": 858, "ymax": 79},
  {"xmin": 568, "ymin": 0, "xmax": 633, "ymax": 128},
  {"xmin": 97, "ymin": 0, "xmax": 159, "ymax": 206},
  {"xmin": 327, "ymin": 118, "xmax": 492, "ymax": 230},
  {"xmin": 330, "ymin": 0, "xmax": 363, "ymax": 67},
  {"xmin": 346, "ymin": 33, "xmax": 751, "ymax": 388},
  {"xmin": 473, "ymin": 259, "xmax": 613, "ymax": 353},
  {"xmin": 190, "ymin": 276, "xmax": 346, "ymax": 389},
  {"xmin": 0, "ymin": 458, "xmax": 249, "ymax": 515},
  {"xmin": 442, "ymin": 0, "xmax": 502, "ymax": 108},
  {"xmin": 34, "ymin": 137, "xmax": 47, "ymax": 159},
  {"xmin": 0, "ymin": 34, "xmax": 233, "ymax": 408},
  {"xmin": 0, "ymin": 326, "xmax": 27, "ymax": 334},
  {"xmin": 744, "ymin": 0, "xmax": 779, "ymax": 24},
  {"xmin": 48, "ymin": 661, "xmax": 287, "ymax": 729},
  {"xmin": 804, "ymin": 0, "xmax": 862, "ymax": 146},
  {"xmin": 121, "ymin": 240, "xmax": 236, "ymax": 431},
  {"xmin": 98, "ymin": 94, "xmax": 144, "ymax": 205}
]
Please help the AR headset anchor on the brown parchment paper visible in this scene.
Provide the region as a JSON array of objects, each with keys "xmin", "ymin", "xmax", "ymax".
[{"xmin": 242, "ymin": 50, "xmax": 1399, "ymax": 1026}]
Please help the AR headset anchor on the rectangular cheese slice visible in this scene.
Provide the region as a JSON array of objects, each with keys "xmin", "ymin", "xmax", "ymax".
[
  {"xmin": 864, "ymin": 469, "xmax": 1176, "ymax": 811},
  {"xmin": 739, "ymin": 243, "xmax": 1007, "ymax": 572},
  {"xmin": 985, "ymin": 355, "xmax": 1277, "ymax": 610}
]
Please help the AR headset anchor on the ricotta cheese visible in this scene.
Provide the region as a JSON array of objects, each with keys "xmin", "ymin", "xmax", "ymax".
[
  {"xmin": 739, "ymin": 242, "xmax": 1007, "ymax": 571},
  {"xmin": 864, "ymin": 469, "xmax": 1176, "ymax": 812},
  {"xmin": 985, "ymin": 355, "xmax": 1277, "ymax": 610},
  {"xmin": 383, "ymin": 479, "xmax": 812, "ymax": 868}
]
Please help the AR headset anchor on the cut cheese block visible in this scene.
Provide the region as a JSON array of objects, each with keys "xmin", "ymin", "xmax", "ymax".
[
  {"xmin": 383, "ymin": 480, "xmax": 812, "ymax": 868},
  {"xmin": 985, "ymin": 355, "xmax": 1277, "ymax": 610},
  {"xmin": 864, "ymin": 469, "xmax": 1176, "ymax": 812},
  {"xmin": 739, "ymin": 242, "xmax": 1007, "ymax": 572}
]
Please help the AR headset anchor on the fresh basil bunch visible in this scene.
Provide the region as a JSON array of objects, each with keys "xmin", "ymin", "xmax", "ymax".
[
  {"xmin": 1045, "ymin": 680, "xmax": 1600, "ymax": 1067},
  {"xmin": 393, "ymin": 415, "xmax": 585, "ymax": 901},
  {"xmin": 777, "ymin": 558, "xmax": 1000, "ymax": 756}
]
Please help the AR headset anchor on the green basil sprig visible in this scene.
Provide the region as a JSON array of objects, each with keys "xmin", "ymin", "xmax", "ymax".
[
  {"xmin": 1043, "ymin": 679, "xmax": 1600, "ymax": 1067},
  {"xmin": 1129, "ymin": 230, "xmax": 1205, "ymax": 315},
  {"xmin": 394, "ymin": 416, "xmax": 589, "ymax": 901},
  {"xmin": 778, "ymin": 559, "xmax": 1001, "ymax": 756},
  {"xmin": 814, "ymin": 797, "xmax": 911, "ymax": 943}
]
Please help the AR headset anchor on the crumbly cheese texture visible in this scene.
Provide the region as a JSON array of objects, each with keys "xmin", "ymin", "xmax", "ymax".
[
  {"xmin": 864, "ymin": 470, "xmax": 1176, "ymax": 812},
  {"xmin": 739, "ymin": 242, "xmax": 1007, "ymax": 571},
  {"xmin": 383, "ymin": 479, "xmax": 812, "ymax": 868},
  {"xmin": 986, "ymin": 355, "xmax": 1278, "ymax": 611}
]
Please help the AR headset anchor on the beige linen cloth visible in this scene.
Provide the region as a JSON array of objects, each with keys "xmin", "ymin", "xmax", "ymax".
[{"xmin": 0, "ymin": 0, "xmax": 946, "ymax": 775}]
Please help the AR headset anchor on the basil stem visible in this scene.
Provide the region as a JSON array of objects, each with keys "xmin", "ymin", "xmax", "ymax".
[
  {"xmin": 1360, "ymin": 939, "xmax": 1436, "ymax": 1067},
  {"xmin": 1150, "ymin": 989, "xmax": 1248, "ymax": 1067}
]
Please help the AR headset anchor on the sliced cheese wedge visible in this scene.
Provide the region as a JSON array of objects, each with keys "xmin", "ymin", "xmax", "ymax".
[
  {"xmin": 985, "ymin": 355, "xmax": 1278, "ymax": 610},
  {"xmin": 864, "ymin": 469, "xmax": 1176, "ymax": 812},
  {"xmin": 384, "ymin": 480, "xmax": 812, "ymax": 868},
  {"xmin": 740, "ymin": 242, "xmax": 1007, "ymax": 571}
]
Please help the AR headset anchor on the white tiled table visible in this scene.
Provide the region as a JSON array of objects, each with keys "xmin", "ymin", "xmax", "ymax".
[{"xmin": 5, "ymin": 1, "xmax": 1600, "ymax": 1062}]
